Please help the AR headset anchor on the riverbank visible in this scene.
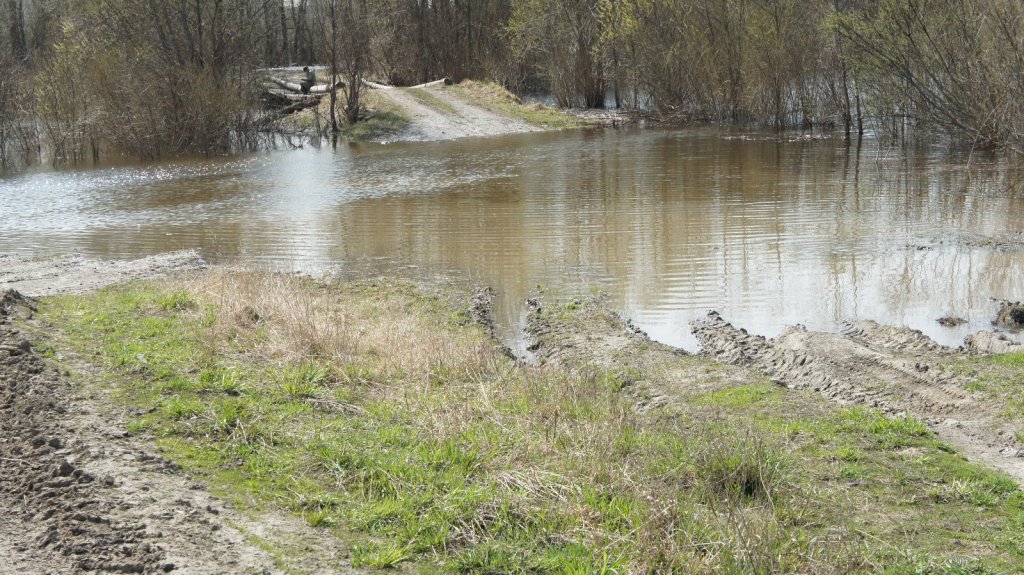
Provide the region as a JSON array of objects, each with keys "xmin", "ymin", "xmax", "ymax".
[{"xmin": 2, "ymin": 256, "xmax": 1024, "ymax": 572}]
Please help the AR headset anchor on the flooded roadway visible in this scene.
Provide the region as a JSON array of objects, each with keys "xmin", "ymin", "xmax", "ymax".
[{"xmin": 2, "ymin": 128, "xmax": 1022, "ymax": 350}]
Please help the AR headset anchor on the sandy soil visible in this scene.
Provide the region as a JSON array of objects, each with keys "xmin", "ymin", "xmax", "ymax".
[
  {"xmin": 692, "ymin": 312, "xmax": 1024, "ymax": 484},
  {"xmin": 0, "ymin": 255, "xmax": 352, "ymax": 574},
  {"xmin": 371, "ymin": 85, "xmax": 541, "ymax": 141},
  {"xmin": 0, "ymin": 252, "xmax": 205, "ymax": 297}
]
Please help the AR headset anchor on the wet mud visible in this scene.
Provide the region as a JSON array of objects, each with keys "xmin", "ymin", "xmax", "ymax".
[
  {"xmin": 0, "ymin": 290, "xmax": 292, "ymax": 574},
  {"xmin": 691, "ymin": 312, "xmax": 1024, "ymax": 484},
  {"xmin": 0, "ymin": 252, "xmax": 205, "ymax": 297}
]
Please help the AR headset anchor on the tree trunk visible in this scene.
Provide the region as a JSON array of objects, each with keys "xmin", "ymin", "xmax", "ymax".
[
  {"xmin": 6, "ymin": 0, "xmax": 26, "ymax": 62},
  {"xmin": 328, "ymin": 0, "xmax": 338, "ymax": 133}
]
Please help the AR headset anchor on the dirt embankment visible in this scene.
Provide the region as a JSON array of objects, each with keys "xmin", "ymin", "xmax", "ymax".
[
  {"xmin": 524, "ymin": 295, "xmax": 766, "ymax": 412},
  {"xmin": 691, "ymin": 312, "xmax": 1024, "ymax": 484}
]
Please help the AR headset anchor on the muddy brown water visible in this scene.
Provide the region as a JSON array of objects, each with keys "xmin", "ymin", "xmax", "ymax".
[{"xmin": 2, "ymin": 128, "xmax": 1023, "ymax": 351}]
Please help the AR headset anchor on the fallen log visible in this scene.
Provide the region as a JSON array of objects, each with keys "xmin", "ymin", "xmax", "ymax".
[
  {"xmin": 259, "ymin": 90, "xmax": 293, "ymax": 108},
  {"xmin": 276, "ymin": 96, "xmax": 322, "ymax": 115},
  {"xmin": 410, "ymin": 78, "xmax": 453, "ymax": 89},
  {"xmin": 361, "ymin": 78, "xmax": 452, "ymax": 90},
  {"xmin": 265, "ymin": 76, "xmax": 346, "ymax": 94}
]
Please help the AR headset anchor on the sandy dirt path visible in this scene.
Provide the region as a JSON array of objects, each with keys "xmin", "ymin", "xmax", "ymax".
[
  {"xmin": 372, "ymin": 85, "xmax": 540, "ymax": 141},
  {"xmin": 0, "ymin": 255, "xmax": 353, "ymax": 574}
]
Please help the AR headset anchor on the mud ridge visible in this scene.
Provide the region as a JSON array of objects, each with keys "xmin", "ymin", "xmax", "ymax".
[
  {"xmin": 524, "ymin": 295, "xmax": 763, "ymax": 412},
  {"xmin": 965, "ymin": 331, "xmax": 1024, "ymax": 355},
  {"xmin": 691, "ymin": 311, "xmax": 1024, "ymax": 484}
]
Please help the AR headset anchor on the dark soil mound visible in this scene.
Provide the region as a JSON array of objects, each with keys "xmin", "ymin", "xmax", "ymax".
[{"xmin": 995, "ymin": 302, "xmax": 1024, "ymax": 329}]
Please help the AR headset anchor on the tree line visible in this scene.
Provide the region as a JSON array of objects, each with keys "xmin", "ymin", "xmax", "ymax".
[{"xmin": 2, "ymin": 0, "xmax": 1023, "ymax": 167}]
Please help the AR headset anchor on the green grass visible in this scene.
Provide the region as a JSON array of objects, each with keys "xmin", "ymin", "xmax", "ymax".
[
  {"xmin": 341, "ymin": 90, "xmax": 411, "ymax": 141},
  {"xmin": 401, "ymin": 87, "xmax": 457, "ymax": 115},
  {"xmin": 34, "ymin": 273, "xmax": 1024, "ymax": 574},
  {"xmin": 947, "ymin": 352, "xmax": 1024, "ymax": 421}
]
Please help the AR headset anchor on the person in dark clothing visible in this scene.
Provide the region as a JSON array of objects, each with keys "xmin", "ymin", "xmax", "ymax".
[{"xmin": 300, "ymin": 66, "xmax": 316, "ymax": 94}]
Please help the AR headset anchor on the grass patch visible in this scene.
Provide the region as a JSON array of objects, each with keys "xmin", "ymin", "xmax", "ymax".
[
  {"xmin": 402, "ymin": 87, "xmax": 457, "ymax": 115},
  {"xmin": 946, "ymin": 352, "xmax": 1024, "ymax": 423},
  {"xmin": 35, "ymin": 271, "xmax": 1024, "ymax": 573},
  {"xmin": 449, "ymin": 80, "xmax": 590, "ymax": 130},
  {"xmin": 341, "ymin": 90, "xmax": 410, "ymax": 141}
]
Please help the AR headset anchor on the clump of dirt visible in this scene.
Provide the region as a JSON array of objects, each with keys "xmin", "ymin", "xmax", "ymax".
[
  {"xmin": 524, "ymin": 295, "xmax": 763, "ymax": 411},
  {"xmin": 0, "ymin": 289, "xmax": 34, "ymax": 320},
  {"xmin": 937, "ymin": 316, "xmax": 967, "ymax": 327},
  {"xmin": 691, "ymin": 311, "xmax": 1024, "ymax": 484},
  {"xmin": 469, "ymin": 286, "xmax": 497, "ymax": 334},
  {"xmin": 995, "ymin": 301, "xmax": 1024, "ymax": 329},
  {"xmin": 965, "ymin": 331, "xmax": 1024, "ymax": 355}
]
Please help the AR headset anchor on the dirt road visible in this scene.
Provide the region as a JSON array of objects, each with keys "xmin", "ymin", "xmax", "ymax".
[
  {"xmin": 0, "ymin": 291, "xmax": 283, "ymax": 574},
  {"xmin": 371, "ymin": 85, "xmax": 541, "ymax": 141}
]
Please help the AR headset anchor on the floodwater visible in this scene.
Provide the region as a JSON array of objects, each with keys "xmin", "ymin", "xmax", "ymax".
[{"xmin": 2, "ymin": 128, "xmax": 1023, "ymax": 350}]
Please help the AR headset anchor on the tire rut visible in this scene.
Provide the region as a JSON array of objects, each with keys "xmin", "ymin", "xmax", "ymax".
[
  {"xmin": 0, "ymin": 289, "xmax": 352, "ymax": 574},
  {"xmin": 691, "ymin": 311, "xmax": 1024, "ymax": 484}
]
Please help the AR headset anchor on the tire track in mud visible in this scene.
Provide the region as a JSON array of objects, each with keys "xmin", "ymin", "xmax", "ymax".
[
  {"xmin": 0, "ymin": 264, "xmax": 352, "ymax": 574},
  {"xmin": 0, "ymin": 290, "xmax": 301, "ymax": 574},
  {"xmin": 691, "ymin": 312, "xmax": 1024, "ymax": 484}
]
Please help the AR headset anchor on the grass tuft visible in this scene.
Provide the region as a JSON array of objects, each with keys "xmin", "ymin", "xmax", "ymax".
[{"xmin": 695, "ymin": 429, "xmax": 785, "ymax": 502}]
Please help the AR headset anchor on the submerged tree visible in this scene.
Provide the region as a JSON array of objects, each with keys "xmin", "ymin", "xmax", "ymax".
[
  {"xmin": 837, "ymin": 0, "xmax": 1024, "ymax": 151},
  {"xmin": 508, "ymin": 0, "xmax": 606, "ymax": 108}
]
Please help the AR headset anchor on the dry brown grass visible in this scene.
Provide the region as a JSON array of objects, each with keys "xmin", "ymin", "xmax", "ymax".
[
  {"xmin": 170, "ymin": 270, "xmax": 499, "ymax": 386},
  {"xmin": 454, "ymin": 80, "xmax": 523, "ymax": 105}
]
